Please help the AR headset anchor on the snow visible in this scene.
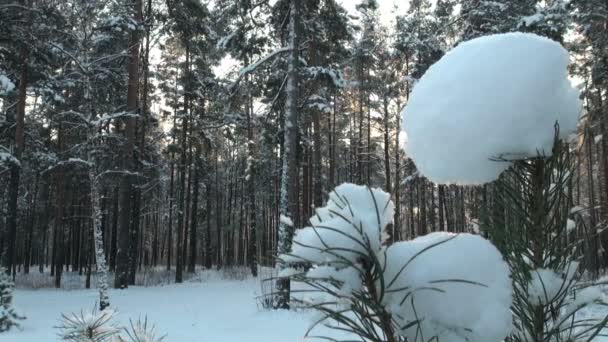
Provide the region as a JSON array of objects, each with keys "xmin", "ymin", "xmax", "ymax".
[
  {"xmin": 281, "ymin": 183, "xmax": 516, "ymax": 341},
  {"xmin": 4, "ymin": 269, "xmax": 608, "ymax": 342},
  {"xmin": 57, "ymin": 309, "xmax": 120, "ymax": 341},
  {"xmin": 521, "ymin": 13, "xmax": 544, "ymax": 27},
  {"xmin": 280, "ymin": 183, "xmax": 393, "ymax": 265},
  {"xmin": 528, "ymin": 268, "xmax": 564, "ymax": 305},
  {"xmin": 305, "ymin": 266, "xmax": 362, "ymax": 297},
  {"xmin": 239, "ymin": 47, "xmax": 290, "ymax": 76},
  {"xmin": 0, "ymin": 72, "xmax": 15, "ymax": 95},
  {"xmin": 380, "ymin": 232, "xmax": 513, "ymax": 342},
  {"xmin": 571, "ymin": 206, "xmax": 584, "ymax": 215},
  {"xmin": 402, "ymin": 32, "xmax": 581, "ymax": 185},
  {"xmin": 217, "ymin": 31, "xmax": 237, "ymax": 49},
  {"xmin": 6, "ymin": 273, "xmax": 352, "ymax": 342},
  {"xmin": 573, "ymin": 286, "xmax": 603, "ymax": 307},
  {"xmin": 567, "ymin": 218, "xmax": 576, "ymax": 232},
  {"xmin": 0, "ymin": 152, "xmax": 20, "ymax": 167},
  {"xmin": 279, "ymin": 214, "xmax": 293, "ymax": 227}
]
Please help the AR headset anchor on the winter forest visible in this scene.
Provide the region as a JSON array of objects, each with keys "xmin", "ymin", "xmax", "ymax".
[{"xmin": 2, "ymin": 0, "xmax": 608, "ymax": 341}]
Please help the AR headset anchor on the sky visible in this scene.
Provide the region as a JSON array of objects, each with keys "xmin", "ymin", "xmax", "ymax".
[{"xmin": 338, "ymin": 0, "xmax": 408, "ymax": 26}]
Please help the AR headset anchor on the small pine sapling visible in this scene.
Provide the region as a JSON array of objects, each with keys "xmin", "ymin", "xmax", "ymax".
[
  {"xmin": 280, "ymin": 183, "xmax": 512, "ymax": 342},
  {"xmin": 0, "ymin": 267, "xmax": 24, "ymax": 332},
  {"xmin": 57, "ymin": 307, "xmax": 120, "ymax": 341},
  {"xmin": 118, "ymin": 317, "xmax": 166, "ymax": 342},
  {"xmin": 485, "ymin": 134, "xmax": 608, "ymax": 342}
]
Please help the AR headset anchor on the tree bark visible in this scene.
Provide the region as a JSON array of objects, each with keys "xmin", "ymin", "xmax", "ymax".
[
  {"xmin": 276, "ymin": 0, "xmax": 300, "ymax": 309},
  {"xmin": 5, "ymin": 0, "xmax": 31, "ymax": 275},
  {"xmin": 115, "ymin": 0, "xmax": 142, "ymax": 289}
]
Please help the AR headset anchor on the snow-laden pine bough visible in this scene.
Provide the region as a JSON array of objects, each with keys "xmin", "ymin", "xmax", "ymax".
[
  {"xmin": 401, "ymin": 32, "xmax": 608, "ymax": 341},
  {"xmin": 57, "ymin": 308, "xmax": 166, "ymax": 342},
  {"xmin": 0, "ymin": 267, "xmax": 24, "ymax": 332},
  {"xmin": 279, "ymin": 183, "xmax": 513, "ymax": 342}
]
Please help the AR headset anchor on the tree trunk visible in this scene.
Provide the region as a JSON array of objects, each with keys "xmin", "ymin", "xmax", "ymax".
[
  {"xmin": 438, "ymin": 185, "xmax": 446, "ymax": 231},
  {"xmin": 5, "ymin": 0, "xmax": 31, "ymax": 275},
  {"xmin": 204, "ymin": 165, "xmax": 212, "ymax": 269},
  {"xmin": 246, "ymin": 88, "xmax": 258, "ymax": 277},
  {"xmin": 393, "ymin": 100, "xmax": 401, "ymax": 242},
  {"xmin": 276, "ymin": 0, "xmax": 300, "ymax": 309},
  {"xmin": 115, "ymin": 0, "xmax": 142, "ymax": 289},
  {"xmin": 383, "ymin": 96, "xmax": 392, "ymax": 193},
  {"xmin": 110, "ymin": 188, "xmax": 119, "ymax": 271}
]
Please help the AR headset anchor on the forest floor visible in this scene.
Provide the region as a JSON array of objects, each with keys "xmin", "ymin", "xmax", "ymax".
[
  {"xmin": 5, "ymin": 268, "xmax": 608, "ymax": 341},
  {"xmin": 7, "ymin": 268, "xmax": 351, "ymax": 341}
]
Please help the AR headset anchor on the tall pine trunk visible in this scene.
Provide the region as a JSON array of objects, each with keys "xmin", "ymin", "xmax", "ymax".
[
  {"xmin": 5, "ymin": 0, "xmax": 31, "ymax": 276},
  {"xmin": 115, "ymin": 0, "xmax": 142, "ymax": 289},
  {"xmin": 276, "ymin": 0, "xmax": 300, "ymax": 309}
]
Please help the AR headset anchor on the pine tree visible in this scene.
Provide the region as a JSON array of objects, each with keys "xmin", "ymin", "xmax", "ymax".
[
  {"xmin": 459, "ymin": 0, "xmax": 536, "ymax": 40},
  {"xmin": 275, "ymin": 0, "xmax": 301, "ymax": 309},
  {"xmin": 115, "ymin": 0, "xmax": 143, "ymax": 289},
  {"xmin": 0, "ymin": 266, "xmax": 23, "ymax": 332}
]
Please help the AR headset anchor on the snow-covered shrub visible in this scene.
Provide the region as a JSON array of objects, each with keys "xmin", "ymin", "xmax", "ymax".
[
  {"xmin": 57, "ymin": 308, "xmax": 120, "ymax": 341},
  {"xmin": 0, "ymin": 268, "xmax": 24, "ymax": 332},
  {"xmin": 401, "ymin": 31, "xmax": 607, "ymax": 342},
  {"xmin": 280, "ymin": 183, "xmax": 512, "ymax": 342},
  {"xmin": 381, "ymin": 233, "xmax": 512, "ymax": 342}
]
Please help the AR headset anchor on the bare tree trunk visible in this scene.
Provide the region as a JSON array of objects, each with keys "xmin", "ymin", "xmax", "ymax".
[
  {"xmin": 276, "ymin": 0, "xmax": 300, "ymax": 309},
  {"xmin": 418, "ymin": 178, "xmax": 427, "ymax": 236},
  {"xmin": 204, "ymin": 163, "xmax": 212, "ymax": 269},
  {"xmin": 246, "ymin": 88, "xmax": 258, "ymax": 277},
  {"xmin": 586, "ymin": 127, "xmax": 599, "ymax": 271},
  {"xmin": 53, "ymin": 123, "xmax": 66, "ymax": 288},
  {"xmin": 366, "ymin": 68, "xmax": 371, "ymax": 185},
  {"xmin": 5, "ymin": 0, "xmax": 31, "ymax": 275},
  {"xmin": 329, "ymin": 94, "xmax": 336, "ymax": 189},
  {"xmin": 24, "ymin": 175, "xmax": 38, "ymax": 274},
  {"xmin": 393, "ymin": 100, "xmax": 401, "ymax": 242},
  {"xmin": 438, "ymin": 185, "xmax": 446, "ymax": 231},
  {"xmin": 215, "ymin": 151, "xmax": 223, "ymax": 270},
  {"xmin": 383, "ymin": 96, "xmax": 391, "ymax": 193},
  {"xmin": 115, "ymin": 0, "xmax": 142, "ymax": 289},
  {"xmin": 110, "ymin": 188, "xmax": 118, "ymax": 271},
  {"xmin": 176, "ymin": 47, "xmax": 189, "ymax": 282},
  {"xmin": 90, "ymin": 171, "xmax": 110, "ymax": 309},
  {"xmin": 189, "ymin": 151, "xmax": 200, "ymax": 274}
]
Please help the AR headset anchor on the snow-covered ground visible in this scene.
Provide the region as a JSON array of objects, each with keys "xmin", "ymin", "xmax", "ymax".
[
  {"xmin": 7, "ymin": 271, "xmax": 349, "ymax": 341},
  {"xmin": 6, "ymin": 270, "xmax": 608, "ymax": 341}
]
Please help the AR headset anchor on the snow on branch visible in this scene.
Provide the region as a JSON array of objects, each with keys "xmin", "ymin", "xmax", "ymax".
[
  {"xmin": 91, "ymin": 111, "xmax": 139, "ymax": 126},
  {"xmin": 41, "ymin": 158, "xmax": 92, "ymax": 175},
  {"xmin": 0, "ymin": 69, "xmax": 15, "ymax": 95},
  {"xmin": 280, "ymin": 183, "xmax": 513, "ymax": 342},
  {"xmin": 302, "ymin": 66, "xmax": 350, "ymax": 88},
  {"xmin": 0, "ymin": 151, "xmax": 20, "ymax": 167},
  {"xmin": 238, "ymin": 47, "xmax": 290, "ymax": 77},
  {"xmin": 402, "ymin": 33, "xmax": 581, "ymax": 185},
  {"xmin": 216, "ymin": 31, "xmax": 238, "ymax": 50}
]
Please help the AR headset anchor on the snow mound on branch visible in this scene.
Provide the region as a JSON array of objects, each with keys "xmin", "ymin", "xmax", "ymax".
[
  {"xmin": 528, "ymin": 268, "xmax": 564, "ymax": 305},
  {"xmin": 280, "ymin": 183, "xmax": 394, "ymax": 265},
  {"xmin": 0, "ymin": 72, "xmax": 15, "ymax": 95},
  {"xmin": 402, "ymin": 32, "xmax": 581, "ymax": 185},
  {"xmin": 306, "ymin": 266, "xmax": 363, "ymax": 297},
  {"xmin": 381, "ymin": 233, "xmax": 512, "ymax": 342}
]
